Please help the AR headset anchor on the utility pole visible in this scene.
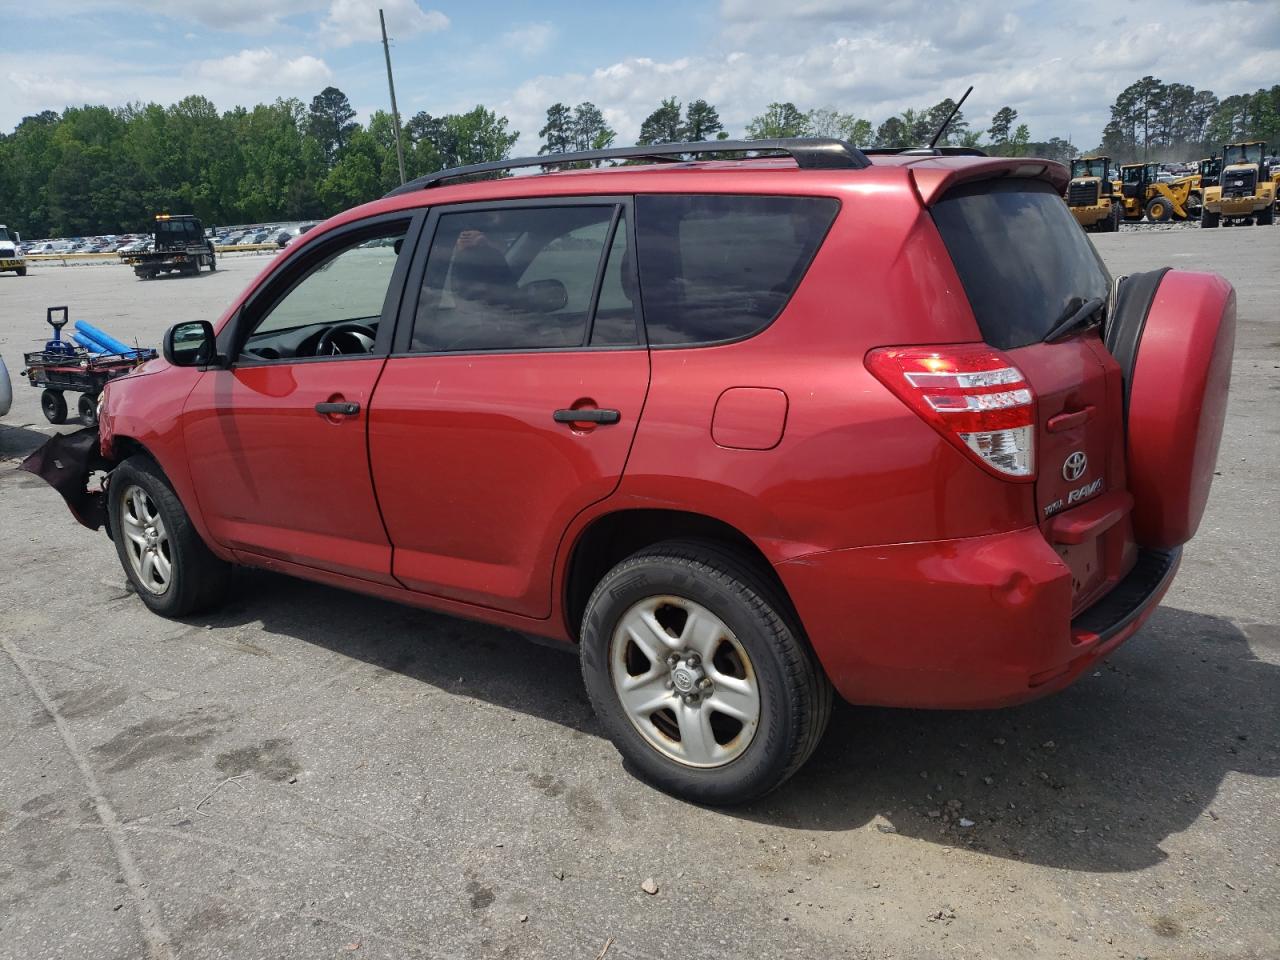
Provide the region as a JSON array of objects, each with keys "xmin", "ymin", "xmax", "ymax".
[{"xmin": 380, "ymin": 8, "xmax": 407, "ymax": 185}]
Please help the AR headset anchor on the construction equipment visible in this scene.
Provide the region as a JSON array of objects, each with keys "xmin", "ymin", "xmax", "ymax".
[
  {"xmin": 1064, "ymin": 156, "xmax": 1122, "ymax": 231},
  {"xmin": 1201, "ymin": 141, "xmax": 1276, "ymax": 227},
  {"xmin": 1117, "ymin": 163, "xmax": 1196, "ymax": 223}
]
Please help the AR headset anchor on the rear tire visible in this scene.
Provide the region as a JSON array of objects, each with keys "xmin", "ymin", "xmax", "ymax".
[
  {"xmin": 1257, "ymin": 204, "xmax": 1274, "ymax": 226},
  {"xmin": 1201, "ymin": 209, "xmax": 1220, "ymax": 229},
  {"xmin": 1145, "ymin": 196, "xmax": 1172, "ymax": 223},
  {"xmin": 78, "ymin": 394, "xmax": 98, "ymax": 425},
  {"xmin": 16, "ymin": 266, "xmax": 26, "ymax": 277},
  {"xmin": 41, "ymin": 389, "xmax": 67, "ymax": 424},
  {"xmin": 580, "ymin": 539, "xmax": 832, "ymax": 805},
  {"xmin": 108, "ymin": 455, "xmax": 232, "ymax": 617}
]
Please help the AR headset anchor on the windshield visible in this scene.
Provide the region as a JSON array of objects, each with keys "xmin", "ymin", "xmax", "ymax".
[
  {"xmin": 1223, "ymin": 143, "xmax": 1264, "ymax": 166},
  {"xmin": 0, "ymin": 227, "xmax": 10, "ymax": 243},
  {"xmin": 1071, "ymin": 159, "xmax": 1108, "ymax": 179},
  {"xmin": 1121, "ymin": 166, "xmax": 1143, "ymax": 184},
  {"xmin": 932, "ymin": 180, "xmax": 1111, "ymax": 350}
]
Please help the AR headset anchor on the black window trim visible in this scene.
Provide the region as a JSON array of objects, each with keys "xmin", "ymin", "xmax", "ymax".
[
  {"xmin": 218, "ymin": 209, "xmax": 428, "ymax": 369},
  {"xmin": 635, "ymin": 193, "xmax": 842, "ymax": 351},
  {"xmin": 389, "ymin": 195, "xmax": 646, "ymax": 358}
]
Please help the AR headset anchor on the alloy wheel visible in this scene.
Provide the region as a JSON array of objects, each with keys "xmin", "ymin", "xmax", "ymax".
[
  {"xmin": 609, "ymin": 595, "xmax": 761, "ymax": 768},
  {"xmin": 120, "ymin": 484, "xmax": 172, "ymax": 594}
]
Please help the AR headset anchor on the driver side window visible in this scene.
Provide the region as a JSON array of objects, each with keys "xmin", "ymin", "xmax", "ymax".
[{"xmin": 240, "ymin": 220, "xmax": 409, "ymax": 361}]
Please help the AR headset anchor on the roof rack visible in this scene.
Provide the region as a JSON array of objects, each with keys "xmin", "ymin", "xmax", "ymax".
[
  {"xmin": 382, "ymin": 138, "xmax": 872, "ymax": 197},
  {"xmin": 862, "ymin": 146, "xmax": 988, "ymax": 157}
]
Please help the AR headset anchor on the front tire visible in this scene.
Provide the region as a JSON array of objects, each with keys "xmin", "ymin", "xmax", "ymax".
[
  {"xmin": 108, "ymin": 455, "xmax": 231, "ymax": 617},
  {"xmin": 41, "ymin": 388, "xmax": 67, "ymax": 424},
  {"xmin": 580, "ymin": 540, "xmax": 832, "ymax": 805},
  {"xmin": 1201, "ymin": 209, "xmax": 1220, "ymax": 229},
  {"xmin": 1257, "ymin": 204, "xmax": 1274, "ymax": 226},
  {"xmin": 1145, "ymin": 196, "xmax": 1172, "ymax": 223}
]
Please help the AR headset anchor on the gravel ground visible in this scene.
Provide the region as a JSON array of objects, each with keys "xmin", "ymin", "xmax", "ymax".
[{"xmin": 1, "ymin": 228, "xmax": 1278, "ymax": 960}]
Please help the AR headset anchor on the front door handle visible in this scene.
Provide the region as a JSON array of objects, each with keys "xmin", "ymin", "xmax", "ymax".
[
  {"xmin": 553, "ymin": 408, "xmax": 620, "ymax": 425},
  {"xmin": 315, "ymin": 401, "xmax": 360, "ymax": 416}
]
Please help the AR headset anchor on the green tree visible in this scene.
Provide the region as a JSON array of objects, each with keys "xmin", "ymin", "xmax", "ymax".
[
  {"xmin": 874, "ymin": 116, "xmax": 909, "ymax": 148},
  {"xmin": 746, "ymin": 102, "xmax": 807, "ymax": 139},
  {"xmin": 683, "ymin": 99, "xmax": 724, "ymax": 141},
  {"xmin": 987, "ymin": 106, "xmax": 1018, "ymax": 144},
  {"xmin": 1010, "ymin": 123, "xmax": 1031, "ymax": 157},
  {"xmin": 805, "ymin": 108, "xmax": 871, "ymax": 145},
  {"xmin": 638, "ymin": 97, "xmax": 683, "ymax": 145},
  {"xmin": 307, "ymin": 86, "xmax": 358, "ymax": 166},
  {"xmin": 571, "ymin": 102, "xmax": 615, "ymax": 151},
  {"xmin": 538, "ymin": 102, "xmax": 574, "ymax": 155},
  {"xmin": 925, "ymin": 98, "xmax": 968, "ymax": 145}
]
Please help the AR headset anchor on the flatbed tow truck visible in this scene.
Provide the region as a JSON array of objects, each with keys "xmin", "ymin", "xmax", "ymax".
[{"xmin": 120, "ymin": 214, "xmax": 216, "ymax": 279}]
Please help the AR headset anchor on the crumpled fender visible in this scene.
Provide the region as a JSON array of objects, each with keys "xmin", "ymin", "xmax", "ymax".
[{"xmin": 19, "ymin": 427, "xmax": 109, "ymax": 530}]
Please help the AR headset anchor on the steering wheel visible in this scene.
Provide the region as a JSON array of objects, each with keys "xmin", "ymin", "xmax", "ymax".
[{"xmin": 315, "ymin": 322, "xmax": 376, "ymax": 356}]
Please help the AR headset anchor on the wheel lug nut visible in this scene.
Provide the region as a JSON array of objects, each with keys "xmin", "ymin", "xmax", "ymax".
[
  {"xmin": 699, "ymin": 677, "xmax": 713, "ymax": 689},
  {"xmin": 686, "ymin": 654, "xmax": 700, "ymax": 667},
  {"xmin": 665, "ymin": 680, "xmax": 674, "ymax": 689}
]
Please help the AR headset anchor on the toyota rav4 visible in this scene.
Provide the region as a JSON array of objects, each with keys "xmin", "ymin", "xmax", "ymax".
[{"xmin": 33, "ymin": 139, "xmax": 1236, "ymax": 804}]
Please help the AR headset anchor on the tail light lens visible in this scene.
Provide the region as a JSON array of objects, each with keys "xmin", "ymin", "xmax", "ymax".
[{"xmin": 866, "ymin": 344, "xmax": 1037, "ymax": 480}]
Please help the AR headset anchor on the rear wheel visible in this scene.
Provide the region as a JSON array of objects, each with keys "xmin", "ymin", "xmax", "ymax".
[
  {"xmin": 580, "ymin": 539, "xmax": 832, "ymax": 805},
  {"xmin": 1201, "ymin": 209, "xmax": 1220, "ymax": 229},
  {"xmin": 208, "ymin": 253, "xmax": 217, "ymax": 271},
  {"xmin": 108, "ymin": 455, "xmax": 231, "ymax": 617},
  {"xmin": 1257, "ymin": 204, "xmax": 1274, "ymax": 226},
  {"xmin": 40, "ymin": 389, "xmax": 67, "ymax": 424},
  {"xmin": 1145, "ymin": 196, "xmax": 1172, "ymax": 223},
  {"xmin": 78, "ymin": 393, "xmax": 98, "ymax": 425},
  {"xmin": 16, "ymin": 266, "xmax": 26, "ymax": 277}
]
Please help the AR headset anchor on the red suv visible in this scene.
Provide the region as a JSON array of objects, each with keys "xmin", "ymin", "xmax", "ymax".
[{"xmin": 41, "ymin": 139, "xmax": 1236, "ymax": 804}]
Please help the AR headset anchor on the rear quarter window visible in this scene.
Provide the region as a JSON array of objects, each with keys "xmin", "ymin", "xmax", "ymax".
[
  {"xmin": 635, "ymin": 195, "xmax": 838, "ymax": 346},
  {"xmin": 931, "ymin": 180, "xmax": 1111, "ymax": 350}
]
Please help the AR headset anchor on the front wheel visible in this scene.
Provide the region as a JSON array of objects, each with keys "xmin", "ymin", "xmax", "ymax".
[
  {"xmin": 108, "ymin": 455, "xmax": 231, "ymax": 617},
  {"xmin": 16, "ymin": 266, "xmax": 26, "ymax": 277},
  {"xmin": 1201, "ymin": 209, "xmax": 1220, "ymax": 229},
  {"xmin": 1145, "ymin": 196, "xmax": 1172, "ymax": 223},
  {"xmin": 580, "ymin": 540, "xmax": 832, "ymax": 805},
  {"xmin": 1257, "ymin": 204, "xmax": 1274, "ymax": 226},
  {"xmin": 78, "ymin": 393, "xmax": 98, "ymax": 425},
  {"xmin": 41, "ymin": 388, "xmax": 67, "ymax": 424}
]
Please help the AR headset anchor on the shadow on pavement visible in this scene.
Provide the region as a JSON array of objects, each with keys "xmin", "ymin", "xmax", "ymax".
[{"xmin": 195, "ymin": 571, "xmax": 1280, "ymax": 873}]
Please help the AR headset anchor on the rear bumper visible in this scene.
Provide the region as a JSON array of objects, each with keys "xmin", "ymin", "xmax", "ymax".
[{"xmin": 775, "ymin": 528, "xmax": 1180, "ymax": 709}]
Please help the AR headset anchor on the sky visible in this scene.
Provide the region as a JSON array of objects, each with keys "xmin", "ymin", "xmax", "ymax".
[{"xmin": 5, "ymin": 0, "xmax": 1279, "ymax": 153}]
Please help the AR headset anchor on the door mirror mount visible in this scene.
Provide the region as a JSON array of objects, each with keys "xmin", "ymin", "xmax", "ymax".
[{"xmin": 163, "ymin": 320, "xmax": 218, "ymax": 367}]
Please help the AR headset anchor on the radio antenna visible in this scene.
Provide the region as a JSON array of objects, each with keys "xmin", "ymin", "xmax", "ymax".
[{"xmin": 928, "ymin": 86, "xmax": 974, "ymax": 149}]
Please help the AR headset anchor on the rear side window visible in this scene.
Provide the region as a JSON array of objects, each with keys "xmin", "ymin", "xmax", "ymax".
[
  {"xmin": 636, "ymin": 195, "xmax": 838, "ymax": 346},
  {"xmin": 931, "ymin": 180, "xmax": 1111, "ymax": 350}
]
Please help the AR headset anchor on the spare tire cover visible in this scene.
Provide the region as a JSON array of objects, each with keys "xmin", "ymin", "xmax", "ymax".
[{"xmin": 1125, "ymin": 270, "xmax": 1236, "ymax": 549}]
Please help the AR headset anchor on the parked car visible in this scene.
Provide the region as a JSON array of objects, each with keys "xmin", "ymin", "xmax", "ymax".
[{"xmin": 62, "ymin": 139, "xmax": 1236, "ymax": 805}]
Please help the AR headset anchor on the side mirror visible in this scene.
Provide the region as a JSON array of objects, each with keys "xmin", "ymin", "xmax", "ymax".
[
  {"xmin": 163, "ymin": 320, "xmax": 216, "ymax": 367},
  {"xmin": 524, "ymin": 278, "xmax": 569, "ymax": 314}
]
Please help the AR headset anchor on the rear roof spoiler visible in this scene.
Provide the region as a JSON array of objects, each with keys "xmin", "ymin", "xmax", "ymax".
[{"xmin": 907, "ymin": 157, "xmax": 1071, "ymax": 205}]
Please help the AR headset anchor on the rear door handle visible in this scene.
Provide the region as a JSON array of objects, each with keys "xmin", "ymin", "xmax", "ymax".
[
  {"xmin": 553, "ymin": 408, "xmax": 620, "ymax": 425},
  {"xmin": 315, "ymin": 401, "xmax": 360, "ymax": 416}
]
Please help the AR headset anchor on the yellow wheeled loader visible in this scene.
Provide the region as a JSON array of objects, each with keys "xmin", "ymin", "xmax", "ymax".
[
  {"xmin": 1117, "ymin": 163, "xmax": 1195, "ymax": 223},
  {"xmin": 1201, "ymin": 141, "xmax": 1276, "ymax": 227},
  {"xmin": 1064, "ymin": 156, "xmax": 1122, "ymax": 232}
]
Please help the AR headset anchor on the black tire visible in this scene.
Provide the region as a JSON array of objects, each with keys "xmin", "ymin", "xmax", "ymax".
[
  {"xmin": 41, "ymin": 388, "xmax": 67, "ymax": 424},
  {"xmin": 1186, "ymin": 191, "xmax": 1202, "ymax": 217},
  {"xmin": 580, "ymin": 539, "xmax": 832, "ymax": 805},
  {"xmin": 208, "ymin": 253, "xmax": 217, "ymax": 272},
  {"xmin": 1201, "ymin": 209, "xmax": 1220, "ymax": 229},
  {"xmin": 1257, "ymin": 204, "xmax": 1274, "ymax": 226},
  {"xmin": 1145, "ymin": 195, "xmax": 1172, "ymax": 223},
  {"xmin": 16, "ymin": 266, "xmax": 26, "ymax": 277},
  {"xmin": 107, "ymin": 454, "xmax": 232, "ymax": 617},
  {"xmin": 78, "ymin": 393, "xmax": 98, "ymax": 425}
]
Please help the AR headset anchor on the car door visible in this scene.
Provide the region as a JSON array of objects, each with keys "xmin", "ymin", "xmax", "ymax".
[
  {"xmin": 183, "ymin": 212, "xmax": 423, "ymax": 583},
  {"xmin": 368, "ymin": 198, "xmax": 650, "ymax": 618}
]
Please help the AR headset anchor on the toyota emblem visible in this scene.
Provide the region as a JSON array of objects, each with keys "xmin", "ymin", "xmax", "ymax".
[{"xmin": 1062, "ymin": 451, "xmax": 1088, "ymax": 482}]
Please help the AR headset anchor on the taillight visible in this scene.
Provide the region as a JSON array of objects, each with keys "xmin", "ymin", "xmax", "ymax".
[{"xmin": 866, "ymin": 344, "xmax": 1037, "ymax": 480}]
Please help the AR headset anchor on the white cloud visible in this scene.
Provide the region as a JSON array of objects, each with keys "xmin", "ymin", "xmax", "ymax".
[
  {"xmin": 319, "ymin": 0, "xmax": 448, "ymax": 47},
  {"xmin": 194, "ymin": 48, "xmax": 332, "ymax": 87},
  {"xmin": 500, "ymin": 0, "xmax": 1280, "ymax": 154},
  {"xmin": 501, "ymin": 22, "xmax": 556, "ymax": 57},
  {"xmin": 118, "ymin": 0, "xmax": 319, "ymax": 33}
]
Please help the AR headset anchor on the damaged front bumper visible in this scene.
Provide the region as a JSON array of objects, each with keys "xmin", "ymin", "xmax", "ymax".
[{"xmin": 19, "ymin": 426, "xmax": 110, "ymax": 530}]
